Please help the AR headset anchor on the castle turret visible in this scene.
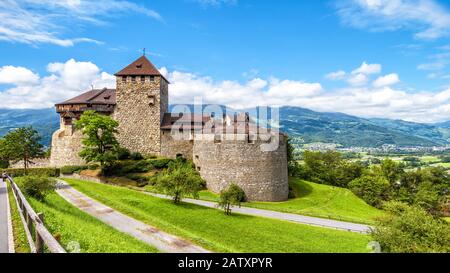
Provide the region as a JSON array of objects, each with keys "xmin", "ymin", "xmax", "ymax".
[{"xmin": 114, "ymin": 55, "xmax": 169, "ymax": 156}]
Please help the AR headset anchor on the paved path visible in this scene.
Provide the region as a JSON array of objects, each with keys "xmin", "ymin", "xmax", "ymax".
[
  {"xmin": 55, "ymin": 180, "xmax": 210, "ymax": 253},
  {"xmin": 147, "ymin": 192, "xmax": 372, "ymax": 234},
  {"xmin": 0, "ymin": 179, "xmax": 11, "ymax": 253}
]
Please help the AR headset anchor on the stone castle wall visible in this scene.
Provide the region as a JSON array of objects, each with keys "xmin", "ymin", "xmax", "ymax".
[
  {"xmin": 114, "ymin": 76, "xmax": 168, "ymax": 156},
  {"xmin": 160, "ymin": 130, "xmax": 194, "ymax": 161},
  {"xmin": 50, "ymin": 120, "xmax": 86, "ymax": 167},
  {"xmin": 193, "ymin": 133, "xmax": 289, "ymax": 202}
]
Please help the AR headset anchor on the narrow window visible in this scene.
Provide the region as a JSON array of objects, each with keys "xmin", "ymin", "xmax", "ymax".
[
  {"xmin": 131, "ymin": 76, "xmax": 136, "ymax": 82},
  {"xmin": 122, "ymin": 76, "xmax": 126, "ymax": 82},
  {"xmin": 197, "ymin": 166, "xmax": 201, "ymax": 171},
  {"xmin": 150, "ymin": 75, "xmax": 155, "ymax": 82},
  {"xmin": 141, "ymin": 76, "xmax": 145, "ymax": 83},
  {"xmin": 195, "ymin": 155, "xmax": 199, "ymax": 160}
]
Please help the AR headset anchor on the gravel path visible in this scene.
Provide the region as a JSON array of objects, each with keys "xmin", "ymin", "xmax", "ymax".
[{"xmin": 55, "ymin": 180, "xmax": 210, "ymax": 253}]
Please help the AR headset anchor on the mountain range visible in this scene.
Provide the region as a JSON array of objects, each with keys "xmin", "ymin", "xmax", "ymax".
[{"xmin": 0, "ymin": 106, "xmax": 449, "ymax": 148}]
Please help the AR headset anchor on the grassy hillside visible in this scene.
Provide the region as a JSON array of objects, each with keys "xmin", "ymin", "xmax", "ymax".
[
  {"xmin": 15, "ymin": 178, "xmax": 157, "ymax": 253},
  {"xmin": 244, "ymin": 178, "xmax": 384, "ymax": 224},
  {"xmin": 64, "ymin": 178, "xmax": 371, "ymax": 253}
]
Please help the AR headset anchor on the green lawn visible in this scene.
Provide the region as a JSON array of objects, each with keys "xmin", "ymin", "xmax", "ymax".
[
  {"xmin": 5, "ymin": 181, "xmax": 31, "ymax": 253},
  {"xmin": 14, "ymin": 178, "xmax": 157, "ymax": 253},
  {"xmin": 193, "ymin": 178, "xmax": 383, "ymax": 224},
  {"xmin": 64, "ymin": 178, "xmax": 371, "ymax": 253},
  {"xmin": 243, "ymin": 178, "xmax": 384, "ymax": 224}
]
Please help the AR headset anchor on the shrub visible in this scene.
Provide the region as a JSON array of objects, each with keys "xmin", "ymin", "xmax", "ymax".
[
  {"xmin": 60, "ymin": 165, "xmax": 88, "ymax": 175},
  {"xmin": 371, "ymin": 201, "xmax": 450, "ymax": 253},
  {"xmin": 21, "ymin": 176, "xmax": 56, "ymax": 201},
  {"xmin": 156, "ymin": 161, "xmax": 205, "ymax": 203},
  {"xmin": 218, "ymin": 184, "xmax": 246, "ymax": 215},
  {"xmin": 116, "ymin": 147, "xmax": 131, "ymax": 160},
  {"xmin": 2, "ymin": 168, "xmax": 60, "ymax": 177},
  {"xmin": 130, "ymin": 152, "xmax": 144, "ymax": 161},
  {"xmin": 125, "ymin": 173, "xmax": 149, "ymax": 187},
  {"xmin": 148, "ymin": 158, "xmax": 173, "ymax": 169}
]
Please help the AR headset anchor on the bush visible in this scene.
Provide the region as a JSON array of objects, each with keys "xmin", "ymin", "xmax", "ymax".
[
  {"xmin": 21, "ymin": 176, "xmax": 56, "ymax": 201},
  {"xmin": 116, "ymin": 147, "xmax": 131, "ymax": 160},
  {"xmin": 218, "ymin": 184, "xmax": 246, "ymax": 215},
  {"xmin": 60, "ymin": 165, "xmax": 88, "ymax": 175},
  {"xmin": 125, "ymin": 173, "xmax": 149, "ymax": 187},
  {"xmin": 371, "ymin": 201, "xmax": 450, "ymax": 253},
  {"xmin": 148, "ymin": 158, "xmax": 173, "ymax": 169},
  {"xmin": 130, "ymin": 152, "xmax": 144, "ymax": 161},
  {"xmin": 2, "ymin": 168, "xmax": 60, "ymax": 177},
  {"xmin": 156, "ymin": 161, "xmax": 205, "ymax": 203}
]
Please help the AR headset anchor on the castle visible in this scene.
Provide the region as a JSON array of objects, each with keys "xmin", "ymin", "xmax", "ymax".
[{"xmin": 50, "ymin": 56, "xmax": 288, "ymax": 201}]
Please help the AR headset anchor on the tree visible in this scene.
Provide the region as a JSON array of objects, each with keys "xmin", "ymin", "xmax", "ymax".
[
  {"xmin": 156, "ymin": 161, "xmax": 205, "ymax": 204},
  {"xmin": 348, "ymin": 170, "xmax": 391, "ymax": 208},
  {"xmin": 1, "ymin": 127, "xmax": 44, "ymax": 171},
  {"xmin": 75, "ymin": 111, "xmax": 120, "ymax": 171},
  {"xmin": 218, "ymin": 184, "xmax": 246, "ymax": 215},
  {"xmin": 380, "ymin": 159, "xmax": 404, "ymax": 185},
  {"xmin": 0, "ymin": 138, "xmax": 10, "ymax": 168},
  {"xmin": 371, "ymin": 201, "xmax": 450, "ymax": 253}
]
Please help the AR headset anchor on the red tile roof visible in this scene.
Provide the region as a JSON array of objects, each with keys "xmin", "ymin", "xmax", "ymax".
[
  {"xmin": 115, "ymin": 55, "xmax": 163, "ymax": 77},
  {"xmin": 56, "ymin": 88, "xmax": 116, "ymax": 106}
]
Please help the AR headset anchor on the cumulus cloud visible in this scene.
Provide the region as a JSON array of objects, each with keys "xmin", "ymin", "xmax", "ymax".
[
  {"xmin": 335, "ymin": 0, "xmax": 450, "ymax": 40},
  {"xmin": 0, "ymin": 0, "xmax": 162, "ymax": 47},
  {"xmin": 0, "ymin": 66, "xmax": 39, "ymax": 85},
  {"xmin": 0, "ymin": 59, "xmax": 115, "ymax": 109},
  {"xmin": 2, "ymin": 59, "xmax": 450, "ymax": 123},
  {"xmin": 351, "ymin": 62, "xmax": 382, "ymax": 75},
  {"xmin": 325, "ymin": 70, "xmax": 346, "ymax": 80},
  {"xmin": 373, "ymin": 73, "xmax": 400, "ymax": 87}
]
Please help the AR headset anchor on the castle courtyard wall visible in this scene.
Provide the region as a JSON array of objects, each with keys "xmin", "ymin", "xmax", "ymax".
[
  {"xmin": 160, "ymin": 130, "xmax": 194, "ymax": 161},
  {"xmin": 49, "ymin": 127, "xmax": 85, "ymax": 167}
]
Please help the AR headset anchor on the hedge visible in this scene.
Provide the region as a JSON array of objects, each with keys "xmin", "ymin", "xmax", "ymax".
[
  {"xmin": 1, "ymin": 168, "xmax": 60, "ymax": 178},
  {"xmin": 60, "ymin": 165, "xmax": 89, "ymax": 175}
]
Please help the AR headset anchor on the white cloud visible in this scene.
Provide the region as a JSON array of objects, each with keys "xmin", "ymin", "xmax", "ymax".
[
  {"xmin": 2, "ymin": 59, "xmax": 450, "ymax": 123},
  {"xmin": 348, "ymin": 73, "xmax": 368, "ymax": 86},
  {"xmin": 0, "ymin": 0, "xmax": 162, "ymax": 47},
  {"xmin": 373, "ymin": 73, "xmax": 400, "ymax": 87},
  {"xmin": 325, "ymin": 70, "xmax": 346, "ymax": 80},
  {"xmin": 336, "ymin": 0, "xmax": 450, "ymax": 40},
  {"xmin": 352, "ymin": 62, "xmax": 381, "ymax": 75},
  {"xmin": 195, "ymin": 0, "xmax": 237, "ymax": 6},
  {"xmin": 0, "ymin": 66, "xmax": 39, "ymax": 85},
  {"xmin": 0, "ymin": 59, "xmax": 115, "ymax": 109}
]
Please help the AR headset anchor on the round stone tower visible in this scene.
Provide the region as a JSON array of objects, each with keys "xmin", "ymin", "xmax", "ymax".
[{"xmin": 193, "ymin": 131, "xmax": 289, "ymax": 202}]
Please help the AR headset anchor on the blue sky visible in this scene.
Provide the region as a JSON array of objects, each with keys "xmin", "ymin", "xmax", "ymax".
[{"xmin": 2, "ymin": 0, "xmax": 450, "ymax": 123}]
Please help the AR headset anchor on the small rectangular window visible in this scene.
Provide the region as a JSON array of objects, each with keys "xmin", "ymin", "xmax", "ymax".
[
  {"xmin": 131, "ymin": 76, "xmax": 136, "ymax": 82},
  {"xmin": 197, "ymin": 166, "xmax": 201, "ymax": 171},
  {"xmin": 122, "ymin": 76, "xmax": 126, "ymax": 82},
  {"xmin": 150, "ymin": 76, "xmax": 155, "ymax": 82},
  {"xmin": 141, "ymin": 76, "xmax": 145, "ymax": 83}
]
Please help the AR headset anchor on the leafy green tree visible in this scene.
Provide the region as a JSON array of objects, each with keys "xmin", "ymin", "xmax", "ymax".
[
  {"xmin": 218, "ymin": 184, "xmax": 246, "ymax": 215},
  {"xmin": 0, "ymin": 138, "xmax": 10, "ymax": 168},
  {"xmin": 156, "ymin": 161, "xmax": 205, "ymax": 203},
  {"xmin": 1, "ymin": 127, "xmax": 44, "ymax": 171},
  {"xmin": 371, "ymin": 201, "xmax": 450, "ymax": 253},
  {"xmin": 302, "ymin": 151, "xmax": 363, "ymax": 187},
  {"xmin": 75, "ymin": 111, "xmax": 120, "ymax": 171},
  {"xmin": 348, "ymin": 170, "xmax": 391, "ymax": 208},
  {"xmin": 380, "ymin": 159, "xmax": 404, "ymax": 185}
]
